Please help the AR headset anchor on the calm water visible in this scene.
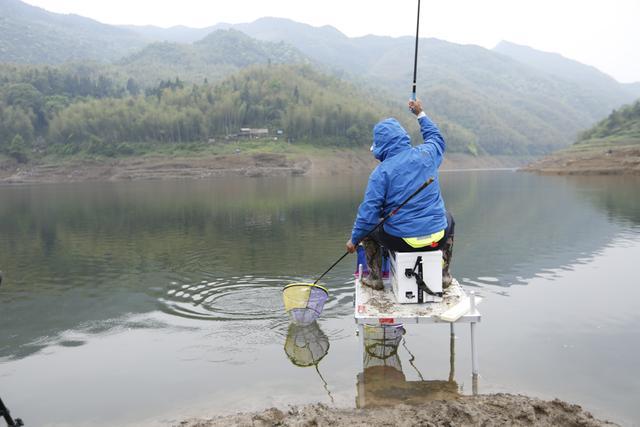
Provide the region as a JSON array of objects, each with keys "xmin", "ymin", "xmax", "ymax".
[{"xmin": 1, "ymin": 171, "xmax": 639, "ymax": 426}]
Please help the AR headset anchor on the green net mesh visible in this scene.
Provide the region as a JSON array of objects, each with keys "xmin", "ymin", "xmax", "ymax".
[{"xmin": 284, "ymin": 321, "xmax": 330, "ymax": 367}]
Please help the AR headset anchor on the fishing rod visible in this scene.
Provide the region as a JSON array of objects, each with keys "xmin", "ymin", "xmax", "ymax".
[
  {"xmin": 411, "ymin": 0, "xmax": 421, "ymax": 101},
  {"xmin": 1, "ymin": 396, "xmax": 24, "ymax": 426},
  {"xmin": 0, "ymin": 275, "xmax": 24, "ymax": 426},
  {"xmin": 313, "ymin": 177, "xmax": 434, "ymax": 285},
  {"xmin": 311, "ymin": 0, "xmax": 427, "ymax": 286}
]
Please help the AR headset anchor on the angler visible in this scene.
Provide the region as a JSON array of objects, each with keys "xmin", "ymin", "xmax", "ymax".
[{"xmin": 346, "ymin": 99, "xmax": 454, "ymax": 291}]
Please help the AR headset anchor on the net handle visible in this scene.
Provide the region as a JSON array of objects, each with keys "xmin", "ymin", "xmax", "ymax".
[{"xmin": 313, "ymin": 177, "xmax": 435, "ymax": 285}]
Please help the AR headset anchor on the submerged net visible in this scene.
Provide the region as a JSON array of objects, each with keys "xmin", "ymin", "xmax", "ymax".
[
  {"xmin": 283, "ymin": 283, "xmax": 329, "ymax": 325},
  {"xmin": 284, "ymin": 321, "xmax": 330, "ymax": 367},
  {"xmin": 284, "ymin": 321, "xmax": 334, "ymax": 402}
]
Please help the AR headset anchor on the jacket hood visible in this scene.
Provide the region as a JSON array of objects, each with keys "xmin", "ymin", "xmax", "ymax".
[{"xmin": 371, "ymin": 118, "xmax": 412, "ymax": 161}]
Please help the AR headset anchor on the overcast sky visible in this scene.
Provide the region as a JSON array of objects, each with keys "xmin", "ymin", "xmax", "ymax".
[{"xmin": 21, "ymin": 0, "xmax": 640, "ymax": 83}]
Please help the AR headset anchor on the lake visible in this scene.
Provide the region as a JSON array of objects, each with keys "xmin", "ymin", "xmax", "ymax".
[{"xmin": 1, "ymin": 171, "xmax": 639, "ymax": 426}]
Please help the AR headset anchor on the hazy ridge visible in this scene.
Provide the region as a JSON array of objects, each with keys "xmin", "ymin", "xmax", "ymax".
[{"xmin": 0, "ymin": 0, "xmax": 146, "ymax": 63}]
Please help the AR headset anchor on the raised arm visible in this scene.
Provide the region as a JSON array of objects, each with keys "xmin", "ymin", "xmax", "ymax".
[{"xmin": 409, "ymin": 99, "xmax": 446, "ymax": 167}]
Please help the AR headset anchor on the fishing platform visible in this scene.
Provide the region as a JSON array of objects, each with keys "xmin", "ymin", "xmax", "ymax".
[{"xmin": 354, "ymin": 261, "xmax": 483, "ymax": 377}]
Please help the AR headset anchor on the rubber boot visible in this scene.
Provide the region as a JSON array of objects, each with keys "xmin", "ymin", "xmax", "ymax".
[
  {"xmin": 362, "ymin": 239, "xmax": 384, "ymax": 291},
  {"xmin": 441, "ymin": 233, "xmax": 454, "ymax": 289}
]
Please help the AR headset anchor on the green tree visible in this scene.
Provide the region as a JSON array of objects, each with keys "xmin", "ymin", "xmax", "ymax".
[
  {"xmin": 7, "ymin": 134, "xmax": 30, "ymax": 163},
  {"xmin": 126, "ymin": 78, "xmax": 140, "ymax": 96},
  {"xmin": 0, "ymin": 106, "xmax": 34, "ymax": 147}
]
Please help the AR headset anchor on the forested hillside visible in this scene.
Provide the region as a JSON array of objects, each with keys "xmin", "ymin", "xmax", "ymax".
[
  {"xmin": 577, "ymin": 100, "xmax": 640, "ymax": 144},
  {"xmin": 118, "ymin": 30, "xmax": 310, "ymax": 86},
  {"xmin": 1, "ymin": 64, "xmax": 416, "ymax": 162}
]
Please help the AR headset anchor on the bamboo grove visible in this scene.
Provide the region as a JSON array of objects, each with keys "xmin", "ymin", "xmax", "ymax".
[{"xmin": 0, "ymin": 64, "xmax": 383, "ymax": 161}]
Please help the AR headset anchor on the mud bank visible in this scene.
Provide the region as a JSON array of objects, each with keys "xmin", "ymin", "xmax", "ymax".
[
  {"xmin": 178, "ymin": 394, "xmax": 616, "ymax": 427},
  {"xmin": 523, "ymin": 145, "xmax": 640, "ymax": 175},
  {"xmin": 0, "ymin": 153, "xmax": 313, "ymax": 184},
  {"xmin": 0, "ymin": 151, "xmax": 531, "ymax": 184}
]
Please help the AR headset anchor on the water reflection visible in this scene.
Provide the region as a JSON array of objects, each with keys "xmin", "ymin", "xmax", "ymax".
[
  {"xmin": 0, "ymin": 177, "xmax": 364, "ymax": 359},
  {"xmin": 570, "ymin": 175, "xmax": 640, "ymax": 227},
  {"xmin": 1, "ymin": 173, "xmax": 638, "ymax": 360},
  {"xmin": 283, "ymin": 322, "xmax": 333, "ymax": 403},
  {"xmin": 442, "ymin": 172, "xmax": 640, "ymax": 288},
  {"xmin": 357, "ymin": 325, "xmax": 461, "ymax": 408}
]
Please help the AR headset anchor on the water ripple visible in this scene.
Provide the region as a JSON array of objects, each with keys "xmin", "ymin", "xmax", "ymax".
[
  {"xmin": 160, "ymin": 275, "xmax": 303, "ymax": 321},
  {"xmin": 159, "ymin": 274, "xmax": 357, "ymax": 322}
]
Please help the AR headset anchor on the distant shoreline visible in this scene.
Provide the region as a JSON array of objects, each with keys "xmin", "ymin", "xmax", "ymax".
[
  {"xmin": 523, "ymin": 143, "xmax": 640, "ymax": 175},
  {"xmin": 0, "ymin": 151, "xmax": 532, "ymax": 185}
]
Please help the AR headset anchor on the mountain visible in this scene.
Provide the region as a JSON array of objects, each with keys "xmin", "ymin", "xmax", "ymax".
[
  {"xmin": 0, "ymin": 0, "xmax": 146, "ymax": 63},
  {"xmin": 232, "ymin": 18, "xmax": 359, "ymax": 71},
  {"xmin": 216, "ymin": 18, "xmax": 638, "ymax": 155},
  {"xmin": 2, "ymin": 1, "xmax": 638, "ymax": 157},
  {"xmin": 193, "ymin": 29, "xmax": 308, "ymax": 66},
  {"xmin": 118, "ymin": 29, "xmax": 310, "ymax": 85}
]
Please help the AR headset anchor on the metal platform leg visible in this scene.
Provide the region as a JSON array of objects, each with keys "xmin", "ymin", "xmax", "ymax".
[
  {"xmin": 449, "ymin": 322, "xmax": 456, "ymax": 382},
  {"xmin": 357, "ymin": 323, "xmax": 365, "ymax": 371},
  {"xmin": 470, "ymin": 291, "xmax": 479, "ymax": 379},
  {"xmin": 470, "ymin": 322, "xmax": 478, "ymax": 376}
]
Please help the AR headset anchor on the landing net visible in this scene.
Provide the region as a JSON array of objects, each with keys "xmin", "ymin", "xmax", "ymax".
[{"xmin": 282, "ymin": 282, "xmax": 329, "ymax": 325}]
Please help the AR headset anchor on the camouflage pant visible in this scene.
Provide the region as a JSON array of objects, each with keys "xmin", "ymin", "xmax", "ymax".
[
  {"xmin": 362, "ymin": 238, "xmax": 384, "ymax": 290},
  {"xmin": 440, "ymin": 232, "xmax": 454, "ymax": 288}
]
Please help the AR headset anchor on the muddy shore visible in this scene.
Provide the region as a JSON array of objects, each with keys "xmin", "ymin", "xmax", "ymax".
[
  {"xmin": 178, "ymin": 394, "xmax": 616, "ymax": 427},
  {"xmin": 523, "ymin": 144, "xmax": 640, "ymax": 175},
  {"xmin": 0, "ymin": 151, "xmax": 531, "ymax": 184}
]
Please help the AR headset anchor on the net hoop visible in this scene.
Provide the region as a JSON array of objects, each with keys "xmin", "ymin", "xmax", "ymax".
[{"xmin": 283, "ymin": 282, "xmax": 329, "ymax": 294}]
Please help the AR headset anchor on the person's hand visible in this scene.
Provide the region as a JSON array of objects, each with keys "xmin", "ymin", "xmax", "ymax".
[
  {"xmin": 408, "ymin": 99, "xmax": 423, "ymax": 116},
  {"xmin": 346, "ymin": 240, "xmax": 356, "ymax": 253}
]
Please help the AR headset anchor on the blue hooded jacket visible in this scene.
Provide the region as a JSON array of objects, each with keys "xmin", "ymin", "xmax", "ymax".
[{"xmin": 350, "ymin": 114, "xmax": 447, "ymax": 243}]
